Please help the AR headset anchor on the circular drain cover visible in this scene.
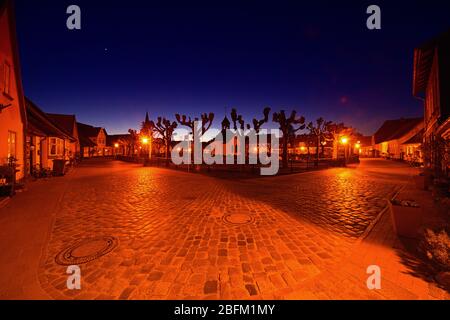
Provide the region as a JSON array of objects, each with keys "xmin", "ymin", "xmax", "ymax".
[
  {"xmin": 55, "ymin": 236, "xmax": 118, "ymax": 266},
  {"xmin": 223, "ymin": 213, "xmax": 255, "ymax": 225}
]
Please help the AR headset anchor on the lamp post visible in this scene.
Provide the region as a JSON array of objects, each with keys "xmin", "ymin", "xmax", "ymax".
[
  {"xmin": 340, "ymin": 136, "xmax": 349, "ymax": 163},
  {"xmin": 141, "ymin": 137, "xmax": 152, "ymax": 161}
]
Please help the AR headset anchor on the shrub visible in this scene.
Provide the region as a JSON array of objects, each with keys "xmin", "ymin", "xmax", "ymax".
[{"xmin": 421, "ymin": 229, "xmax": 450, "ymax": 272}]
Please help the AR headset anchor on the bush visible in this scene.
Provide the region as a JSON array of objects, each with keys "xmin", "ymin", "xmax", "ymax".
[{"xmin": 420, "ymin": 229, "xmax": 450, "ymax": 272}]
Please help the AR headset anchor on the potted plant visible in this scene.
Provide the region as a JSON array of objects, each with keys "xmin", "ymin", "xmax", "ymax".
[
  {"xmin": 420, "ymin": 229, "xmax": 450, "ymax": 290},
  {"xmin": 389, "ymin": 197, "xmax": 423, "ymax": 239}
]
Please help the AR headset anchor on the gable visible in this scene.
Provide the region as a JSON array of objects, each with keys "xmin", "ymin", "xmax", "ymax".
[{"xmin": 0, "ymin": 0, "xmax": 26, "ymax": 125}]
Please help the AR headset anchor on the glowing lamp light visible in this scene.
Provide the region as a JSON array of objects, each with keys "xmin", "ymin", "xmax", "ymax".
[
  {"xmin": 114, "ymin": 143, "xmax": 119, "ymax": 148},
  {"xmin": 340, "ymin": 137, "xmax": 349, "ymax": 145},
  {"xmin": 141, "ymin": 137, "xmax": 149, "ymax": 145},
  {"xmin": 355, "ymin": 143, "xmax": 361, "ymax": 149},
  {"xmin": 300, "ymin": 146, "xmax": 306, "ymax": 152}
]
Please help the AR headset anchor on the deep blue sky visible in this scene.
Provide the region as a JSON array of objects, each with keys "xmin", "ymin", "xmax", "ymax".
[{"xmin": 14, "ymin": 0, "xmax": 450, "ymax": 135}]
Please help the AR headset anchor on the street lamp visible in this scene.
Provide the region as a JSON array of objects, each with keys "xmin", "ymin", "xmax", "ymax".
[
  {"xmin": 339, "ymin": 136, "xmax": 349, "ymax": 162},
  {"xmin": 340, "ymin": 136, "xmax": 349, "ymax": 145},
  {"xmin": 141, "ymin": 137, "xmax": 152, "ymax": 160}
]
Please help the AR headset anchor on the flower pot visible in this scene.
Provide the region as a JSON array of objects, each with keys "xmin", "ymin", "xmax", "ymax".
[{"xmin": 389, "ymin": 199, "xmax": 423, "ymax": 239}]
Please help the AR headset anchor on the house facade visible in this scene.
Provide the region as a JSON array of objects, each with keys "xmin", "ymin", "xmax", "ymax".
[
  {"xmin": 373, "ymin": 118, "xmax": 424, "ymax": 161},
  {"xmin": 25, "ymin": 98, "xmax": 75, "ymax": 173},
  {"xmin": 413, "ymin": 29, "xmax": 450, "ymax": 176},
  {"xmin": 0, "ymin": 0, "xmax": 26, "ymax": 181},
  {"xmin": 47, "ymin": 114, "xmax": 80, "ymax": 162},
  {"xmin": 77, "ymin": 122, "xmax": 112, "ymax": 158}
]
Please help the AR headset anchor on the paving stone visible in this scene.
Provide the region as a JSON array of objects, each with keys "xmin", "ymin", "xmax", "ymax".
[{"xmin": 29, "ymin": 159, "xmax": 429, "ymax": 300}]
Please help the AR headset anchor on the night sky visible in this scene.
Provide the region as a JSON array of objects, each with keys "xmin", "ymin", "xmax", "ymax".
[{"xmin": 14, "ymin": 0, "xmax": 450, "ymax": 135}]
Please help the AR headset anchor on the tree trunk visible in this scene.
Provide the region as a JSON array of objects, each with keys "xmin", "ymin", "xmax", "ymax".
[
  {"xmin": 165, "ymin": 139, "xmax": 171, "ymax": 166},
  {"xmin": 282, "ymin": 134, "xmax": 289, "ymax": 169},
  {"xmin": 315, "ymin": 136, "xmax": 320, "ymax": 167}
]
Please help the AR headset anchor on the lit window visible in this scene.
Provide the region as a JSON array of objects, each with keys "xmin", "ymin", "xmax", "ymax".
[
  {"xmin": 7, "ymin": 131, "xmax": 16, "ymax": 159},
  {"xmin": 49, "ymin": 138, "xmax": 64, "ymax": 156}
]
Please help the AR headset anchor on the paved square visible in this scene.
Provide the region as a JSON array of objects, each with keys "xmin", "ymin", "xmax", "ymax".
[
  {"xmin": 4, "ymin": 158, "xmax": 444, "ymax": 299},
  {"xmin": 34, "ymin": 159, "xmax": 400, "ymax": 300}
]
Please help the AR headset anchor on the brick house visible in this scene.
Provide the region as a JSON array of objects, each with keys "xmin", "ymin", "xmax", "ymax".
[
  {"xmin": 373, "ymin": 118, "xmax": 424, "ymax": 161},
  {"xmin": 25, "ymin": 98, "xmax": 75, "ymax": 173},
  {"xmin": 77, "ymin": 122, "xmax": 111, "ymax": 158},
  {"xmin": 0, "ymin": 0, "xmax": 27, "ymax": 181},
  {"xmin": 413, "ymin": 29, "xmax": 450, "ymax": 176},
  {"xmin": 47, "ymin": 114, "xmax": 81, "ymax": 162}
]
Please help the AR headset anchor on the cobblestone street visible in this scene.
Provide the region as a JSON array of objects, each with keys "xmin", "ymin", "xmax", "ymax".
[{"xmin": 2, "ymin": 158, "xmax": 444, "ymax": 300}]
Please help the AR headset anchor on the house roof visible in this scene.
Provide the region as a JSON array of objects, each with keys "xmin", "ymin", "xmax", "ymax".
[
  {"xmin": 46, "ymin": 114, "xmax": 76, "ymax": 137},
  {"xmin": 76, "ymin": 122, "xmax": 102, "ymax": 147},
  {"xmin": 413, "ymin": 29, "xmax": 450, "ymax": 96},
  {"xmin": 403, "ymin": 129, "xmax": 424, "ymax": 145},
  {"xmin": 77, "ymin": 122, "xmax": 103, "ymax": 138},
  {"xmin": 25, "ymin": 98, "xmax": 75, "ymax": 141},
  {"xmin": 374, "ymin": 118, "xmax": 423, "ymax": 144}
]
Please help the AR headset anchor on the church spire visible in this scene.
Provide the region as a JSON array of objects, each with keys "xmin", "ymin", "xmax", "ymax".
[{"xmin": 145, "ymin": 112, "xmax": 150, "ymax": 124}]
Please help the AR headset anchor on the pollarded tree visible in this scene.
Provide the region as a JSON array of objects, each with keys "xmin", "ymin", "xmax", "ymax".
[
  {"xmin": 128, "ymin": 129, "xmax": 139, "ymax": 157},
  {"xmin": 325, "ymin": 122, "xmax": 347, "ymax": 159},
  {"xmin": 273, "ymin": 110, "xmax": 306, "ymax": 169},
  {"xmin": 175, "ymin": 113, "xmax": 214, "ymax": 158},
  {"xmin": 175, "ymin": 113, "xmax": 215, "ymax": 138},
  {"xmin": 307, "ymin": 118, "xmax": 332, "ymax": 166},
  {"xmin": 230, "ymin": 108, "xmax": 246, "ymax": 131},
  {"xmin": 150, "ymin": 117, "xmax": 178, "ymax": 160},
  {"xmin": 251, "ymin": 107, "xmax": 271, "ymax": 133}
]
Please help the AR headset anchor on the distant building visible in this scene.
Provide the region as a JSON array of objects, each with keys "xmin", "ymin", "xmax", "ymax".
[
  {"xmin": 77, "ymin": 122, "xmax": 111, "ymax": 158},
  {"xmin": 358, "ymin": 136, "xmax": 374, "ymax": 158},
  {"xmin": 0, "ymin": 0, "xmax": 27, "ymax": 180},
  {"xmin": 373, "ymin": 118, "xmax": 424, "ymax": 161},
  {"xmin": 107, "ymin": 134, "xmax": 131, "ymax": 156},
  {"xmin": 413, "ymin": 29, "xmax": 450, "ymax": 176}
]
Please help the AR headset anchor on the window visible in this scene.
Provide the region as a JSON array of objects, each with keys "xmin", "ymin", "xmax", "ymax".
[
  {"xmin": 3, "ymin": 61, "xmax": 11, "ymax": 96},
  {"xmin": 7, "ymin": 131, "xmax": 16, "ymax": 159},
  {"xmin": 49, "ymin": 138, "xmax": 64, "ymax": 156}
]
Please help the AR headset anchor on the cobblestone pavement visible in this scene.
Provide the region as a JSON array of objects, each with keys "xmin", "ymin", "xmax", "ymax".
[{"xmin": 36, "ymin": 159, "xmax": 402, "ymax": 300}]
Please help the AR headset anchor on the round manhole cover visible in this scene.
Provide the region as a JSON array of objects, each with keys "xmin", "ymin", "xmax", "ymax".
[
  {"xmin": 223, "ymin": 213, "xmax": 255, "ymax": 226},
  {"xmin": 55, "ymin": 236, "xmax": 118, "ymax": 266}
]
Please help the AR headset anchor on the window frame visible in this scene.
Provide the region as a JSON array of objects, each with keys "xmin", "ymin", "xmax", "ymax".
[
  {"xmin": 49, "ymin": 137, "xmax": 65, "ymax": 157},
  {"xmin": 7, "ymin": 131, "xmax": 17, "ymax": 159}
]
